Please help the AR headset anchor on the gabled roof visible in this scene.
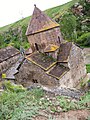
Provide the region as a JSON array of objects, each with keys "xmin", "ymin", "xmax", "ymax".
[
  {"xmin": 44, "ymin": 44, "xmax": 59, "ymax": 53},
  {"xmin": 57, "ymin": 42, "xmax": 72, "ymax": 62},
  {"xmin": 26, "ymin": 52, "xmax": 57, "ymax": 70},
  {"xmin": 26, "ymin": 5, "xmax": 60, "ymax": 36},
  {"xmin": 47, "ymin": 64, "xmax": 69, "ymax": 80},
  {"xmin": 0, "ymin": 46, "xmax": 20, "ymax": 63}
]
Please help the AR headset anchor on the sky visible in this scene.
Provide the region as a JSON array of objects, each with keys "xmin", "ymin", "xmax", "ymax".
[{"xmin": 0, "ymin": 0, "xmax": 71, "ymax": 27}]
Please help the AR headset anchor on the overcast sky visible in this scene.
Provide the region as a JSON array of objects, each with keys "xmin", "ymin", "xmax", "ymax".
[{"xmin": 0, "ymin": 0, "xmax": 71, "ymax": 27}]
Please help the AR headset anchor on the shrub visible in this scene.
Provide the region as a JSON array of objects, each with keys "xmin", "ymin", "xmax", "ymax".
[
  {"xmin": 60, "ymin": 12, "xmax": 77, "ymax": 41},
  {"xmin": 3, "ymin": 81, "xmax": 26, "ymax": 93},
  {"xmin": 0, "ymin": 83, "xmax": 44, "ymax": 120},
  {"xmin": 0, "ymin": 89, "xmax": 43, "ymax": 120},
  {"xmin": 76, "ymin": 32, "xmax": 90, "ymax": 46},
  {"xmin": 86, "ymin": 64, "xmax": 90, "ymax": 73}
]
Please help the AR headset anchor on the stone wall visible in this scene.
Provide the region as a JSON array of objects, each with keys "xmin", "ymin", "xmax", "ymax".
[
  {"xmin": 68, "ymin": 44, "xmax": 87, "ymax": 87},
  {"xmin": 59, "ymin": 71, "xmax": 73, "ymax": 88},
  {"xmin": 14, "ymin": 44, "xmax": 87, "ymax": 89},
  {"xmin": 15, "ymin": 59, "xmax": 76, "ymax": 88},
  {"xmin": 15, "ymin": 60, "xmax": 60, "ymax": 88},
  {"xmin": 0, "ymin": 54, "xmax": 19, "ymax": 74},
  {"xmin": 47, "ymin": 49, "xmax": 59, "ymax": 59},
  {"xmin": 27, "ymin": 27, "xmax": 63, "ymax": 52}
]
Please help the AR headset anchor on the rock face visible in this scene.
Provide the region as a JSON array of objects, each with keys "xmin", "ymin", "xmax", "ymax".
[
  {"xmin": 72, "ymin": 3, "xmax": 84, "ymax": 16},
  {"xmin": 68, "ymin": 44, "xmax": 87, "ymax": 87},
  {"xmin": 83, "ymin": 48, "xmax": 90, "ymax": 64}
]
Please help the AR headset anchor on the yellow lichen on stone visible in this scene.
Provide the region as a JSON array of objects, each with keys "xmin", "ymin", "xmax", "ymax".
[
  {"xmin": 2, "ymin": 74, "xmax": 6, "ymax": 79},
  {"xmin": 51, "ymin": 45, "xmax": 59, "ymax": 51},
  {"xmin": 35, "ymin": 22, "xmax": 59, "ymax": 34},
  {"xmin": 44, "ymin": 44, "xmax": 59, "ymax": 52}
]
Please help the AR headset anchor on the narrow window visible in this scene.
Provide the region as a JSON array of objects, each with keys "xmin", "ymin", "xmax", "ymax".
[
  {"xmin": 32, "ymin": 79, "xmax": 38, "ymax": 83},
  {"xmin": 58, "ymin": 36, "xmax": 61, "ymax": 44},
  {"xmin": 35, "ymin": 43, "xmax": 39, "ymax": 51}
]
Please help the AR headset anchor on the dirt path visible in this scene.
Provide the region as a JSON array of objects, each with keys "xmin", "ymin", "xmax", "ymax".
[{"xmin": 32, "ymin": 110, "xmax": 90, "ymax": 120}]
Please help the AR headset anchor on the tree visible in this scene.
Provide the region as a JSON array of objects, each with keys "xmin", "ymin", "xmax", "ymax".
[{"xmin": 60, "ymin": 12, "xmax": 77, "ymax": 41}]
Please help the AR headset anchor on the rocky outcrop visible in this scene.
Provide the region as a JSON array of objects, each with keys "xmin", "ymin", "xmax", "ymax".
[{"xmin": 72, "ymin": 3, "xmax": 84, "ymax": 16}]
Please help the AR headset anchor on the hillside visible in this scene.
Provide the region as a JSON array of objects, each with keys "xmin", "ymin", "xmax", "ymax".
[
  {"xmin": 0, "ymin": 0, "xmax": 90, "ymax": 49},
  {"xmin": 0, "ymin": 0, "xmax": 79, "ymax": 32}
]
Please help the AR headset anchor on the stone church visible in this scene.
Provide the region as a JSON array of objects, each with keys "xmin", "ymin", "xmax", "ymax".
[{"xmin": 15, "ymin": 5, "xmax": 87, "ymax": 88}]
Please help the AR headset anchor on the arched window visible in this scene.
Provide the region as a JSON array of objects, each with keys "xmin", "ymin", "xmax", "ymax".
[{"xmin": 35, "ymin": 43, "xmax": 39, "ymax": 51}]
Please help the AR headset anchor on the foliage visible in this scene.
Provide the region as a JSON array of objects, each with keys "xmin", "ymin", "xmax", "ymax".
[
  {"xmin": 86, "ymin": 64, "xmax": 90, "ymax": 73},
  {"xmin": 0, "ymin": 0, "xmax": 90, "ymax": 48},
  {"xmin": 0, "ymin": 87, "xmax": 44, "ymax": 120},
  {"xmin": 87, "ymin": 116, "xmax": 90, "ymax": 120},
  {"xmin": 78, "ymin": 91, "xmax": 90, "ymax": 108},
  {"xmin": 0, "ymin": 83, "xmax": 90, "ymax": 120},
  {"xmin": 60, "ymin": 12, "xmax": 77, "ymax": 41},
  {"xmin": 79, "ymin": 0, "xmax": 90, "ymax": 16},
  {"xmin": 3, "ymin": 81, "xmax": 26, "ymax": 93},
  {"xmin": 0, "ymin": 0, "xmax": 81, "ymax": 50},
  {"xmin": 76, "ymin": 32, "xmax": 90, "ymax": 47},
  {"xmin": 0, "ymin": 26, "xmax": 29, "ymax": 49},
  {"xmin": 38, "ymin": 92, "xmax": 90, "ymax": 113}
]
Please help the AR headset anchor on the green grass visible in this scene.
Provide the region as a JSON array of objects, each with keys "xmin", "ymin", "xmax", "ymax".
[
  {"xmin": 0, "ymin": 89, "xmax": 44, "ymax": 120},
  {"xmin": 0, "ymin": 81, "xmax": 90, "ymax": 120},
  {"xmin": 86, "ymin": 64, "xmax": 90, "ymax": 73},
  {"xmin": 0, "ymin": 0, "xmax": 90, "ymax": 49},
  {"xmin": 0, "ymin": 0, "xmax": 79, "ymax": 33},
  {"xmin": 45, "ymin": 0, "xmax": 79, "ymax": 18},
  {"xmin": 0, "ymin": 81, "xmax": 44, "ymax": 120},
  {"xmin": 0, "ymin": 0, "xmax": 80, "ymax": 50}
]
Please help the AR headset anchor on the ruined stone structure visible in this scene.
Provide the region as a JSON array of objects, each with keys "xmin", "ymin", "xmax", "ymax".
[
  {"xmin": 15, "ymin": 5, "xmax": 87, "ymax": 88},
  {"xmin": 16, "ymin": 42, "xmax": 86, "ymax": 88},
  {"xmin": 0, "ymin": 46, "xmax": 20, "ymax": 74}
]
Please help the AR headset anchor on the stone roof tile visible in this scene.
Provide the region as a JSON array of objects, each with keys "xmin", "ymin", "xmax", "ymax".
[
  {"xmin": 0, "ymin": 46, "xmax": 20, "ymax": 63},
  {"xmin": 26, "ymin": 6, "xmax": 59, "ymax": 35},
  {"xmin": 57, "ymin": 42, "xmax": 72, "ymax": 62},
  {"xmin": 47, "ymin": 64, "xmax": 69, "ymax": 79}
]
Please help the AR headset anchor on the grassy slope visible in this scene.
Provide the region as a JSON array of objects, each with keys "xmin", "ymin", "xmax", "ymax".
[
  {"xmin": 0, "ymin": 0, "xmax": 79, "ymax": 33},
  {"xmin": 0, "ymin": 82, "xmax": 90, "ymax": 119}
]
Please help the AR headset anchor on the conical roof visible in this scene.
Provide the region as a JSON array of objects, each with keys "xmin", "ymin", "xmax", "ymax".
[{"xmin": 26, "ymin": 5, "xmax": 60, "ymax": 35}]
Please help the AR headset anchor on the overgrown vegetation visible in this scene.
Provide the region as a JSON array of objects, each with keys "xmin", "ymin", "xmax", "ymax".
[
  {"xmin": 0, "ymin": 0, "xmax": 90, "ymax": 49},
  {"xmin": 0, "ymin": 26, "xmax": 30, "ymax": 49},
  {"xmin": 86, "ymin": 64, "xmax": 90, "ymax": 73},
  {"xmin": 76, "ymin": 32, "xmax": 90, "ymax": 47},
  {"xmin": 0, "ymin": 81, "xmax": 90, "ymax": 120},
  {"xmin": 60, "ymin": 12, "xmax": 77, "ymax": 41},
  {"xmin": 0, "ymin": 81, "xmax": 44, "ymax": 120}
]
